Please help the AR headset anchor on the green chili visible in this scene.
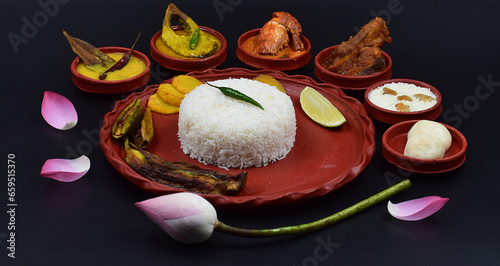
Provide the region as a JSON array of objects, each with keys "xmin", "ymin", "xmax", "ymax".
[
  {"xmin": 189, "ymin": 28, "xmax": 200, "ymax": 50},
  {"xmin": 205, "ymin": 82, "xmax": 264, "ymax": 110}
]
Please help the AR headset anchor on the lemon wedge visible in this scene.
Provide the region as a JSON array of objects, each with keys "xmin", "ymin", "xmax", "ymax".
[{"xmin": 300, "ymin": 86, "xmax": 346, "ymax": 127}]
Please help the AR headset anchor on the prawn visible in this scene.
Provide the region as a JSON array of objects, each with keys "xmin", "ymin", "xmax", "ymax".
[{"xmin": 254, "ymin": 12, "xmax": 305, "ymax": 55}]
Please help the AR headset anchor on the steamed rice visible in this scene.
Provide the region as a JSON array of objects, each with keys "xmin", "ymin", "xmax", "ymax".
[{"xmin": 178, "ymin": 78, "xmax": 296, "ymax": 169}]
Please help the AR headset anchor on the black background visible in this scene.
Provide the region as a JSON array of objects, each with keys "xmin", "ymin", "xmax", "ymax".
[{"xmin": 2, "ymin": 0, "xmax": 500, "ymax": 265}]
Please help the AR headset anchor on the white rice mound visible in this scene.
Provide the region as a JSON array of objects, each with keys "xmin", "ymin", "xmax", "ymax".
[{"xmin": 178, "ymin": 78, "xmax": 297, "ymax": 169}]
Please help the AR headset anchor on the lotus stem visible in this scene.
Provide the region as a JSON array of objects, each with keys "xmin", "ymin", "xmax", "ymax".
[{"xmin": 214, "ymin": 179, "xmax": 411, "ymax": 237}]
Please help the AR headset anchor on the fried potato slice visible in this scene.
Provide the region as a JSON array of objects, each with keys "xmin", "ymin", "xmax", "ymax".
[
  {"xmin": 148, "ymin": 93, "xmax": 179, "ymax": 114},
  {"xmin": 157, "ymin": 83, "xmax": 184, "ymax": 106},
  {"xmin": 253, "ymin": 74, "xmax": 286, "ymax": 94},
  {"xmin": 171, "ymin": 75, "xmax": 203, "ymax": 94}
]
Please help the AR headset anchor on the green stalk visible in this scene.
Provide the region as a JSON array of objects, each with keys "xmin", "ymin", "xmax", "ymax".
[{"xmin": 214, "ymin": 179, "xmax": 411, "ymax": 237}]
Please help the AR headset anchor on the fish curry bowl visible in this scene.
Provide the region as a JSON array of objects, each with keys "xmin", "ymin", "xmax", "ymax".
[
  {"xmin": 314, "ymin": 45, "xmax": 392, "ymax": 90},
  {"xmin": 150, "ymin": 26, "xmax": 227, "ymax": 72},
  {"xmin": 236, "ymin": 28, "xmax": 311, "ymax": 71},
  {"xmin": 71, "ymin": 46, "xmax": 151, "ymax": 94}
]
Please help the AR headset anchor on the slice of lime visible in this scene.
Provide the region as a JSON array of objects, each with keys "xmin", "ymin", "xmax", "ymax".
[{"xmin": 300, "ymin": 86, "xmax": 346, "ymax": 127}]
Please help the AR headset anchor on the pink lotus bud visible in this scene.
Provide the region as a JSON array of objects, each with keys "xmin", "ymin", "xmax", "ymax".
[
  {"xmin": 135, "ymin": 192, "xmax": 217, "ymax": 244},
  {"xmin": 388, "ymin": 196, "xmax": 449, "ymax": 221}
]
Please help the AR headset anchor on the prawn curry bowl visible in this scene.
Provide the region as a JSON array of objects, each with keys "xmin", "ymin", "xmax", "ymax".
[{"xmin": 237, "ymin": 12, "xmax": 311, "ymax": 71}]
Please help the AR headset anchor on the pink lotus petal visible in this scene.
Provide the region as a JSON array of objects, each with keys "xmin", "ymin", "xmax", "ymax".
[
  {"xmin": 40, "ymin": 155, "xmax": 90, "ymax": 182},
  {"xmin": 135, "ymin": 193, "xmax": 217, "ymax": 244},
  {"xmin": 388, "ymin": 196, "xmax": 449, "ymax": 221},
  {"xmin": 41, "ymin": 91, "xmax": 78, "ymax": 130}
]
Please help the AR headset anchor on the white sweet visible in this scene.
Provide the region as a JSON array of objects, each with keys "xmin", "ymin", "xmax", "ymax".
[
  {"xmin": 404, "ymin": 133, "xmax": 446, "ymax": 159},
  {"xmin": 407, "ymin": 120, "xmax": 452, "ymax": 150}
]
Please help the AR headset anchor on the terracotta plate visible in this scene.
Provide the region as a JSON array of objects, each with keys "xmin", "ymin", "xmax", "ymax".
[
  {"xmin": 100, "ymin": 68, "xmax": 375, "ymax": 207},
  {"xmin": 382, "ymin": 120, "xmax": 467, "ymax": 173}
]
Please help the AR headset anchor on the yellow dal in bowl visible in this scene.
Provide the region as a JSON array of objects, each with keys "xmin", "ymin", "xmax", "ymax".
[{"xmin": 76, "ymin": 53, "xmax": 147, "ymax": 81}]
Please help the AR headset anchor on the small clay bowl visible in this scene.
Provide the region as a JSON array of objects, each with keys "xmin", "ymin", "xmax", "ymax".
[
  {"xmin": 150, "ymin": 26, "xmax": 227, "ymax": 72},
  {"xmin": 71, "ymin": 47, "xmax": 151, "ymax": 94},
  {"xmin": 314, "ymin": 45, "xmax": 392, "ymax": 90},
  {"xmin": 364, "ymin": 79, "xmax": 442, "ymax": 124},
  {"xmin": 236, "ymin": 28, "xmax": 311, "ymax": 71},
  {"xmin": 382, "ymin": 120, "xmax": 467, "ymax": 173}
]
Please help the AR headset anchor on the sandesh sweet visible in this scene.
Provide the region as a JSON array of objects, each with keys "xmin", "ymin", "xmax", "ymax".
[{"xmin": 404, "ymin": 120, "xmax": 452, "ymax": 160}]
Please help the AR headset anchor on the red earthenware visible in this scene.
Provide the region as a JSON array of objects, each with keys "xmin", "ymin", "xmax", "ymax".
[
  {"xmin": 236, "ymin": 28, "xmax": 311, "ymax": 71},
  {"xmin": 100, "ymin": 68, "xmax": 375, "ymax": 208},
  {"xmin": 382, "ymin": 120, "xmax": 467, "ymax": 173},
  {"xmin": 71, "ymin": 47, "xmax": 151, "ymax": 94},
  {"xmin": 150, "ymin": 26, "xmax": 227, "ymax": 72},
  {"xmin": 364, "ymin": 79, "xmax": 442, "ymax": 124},
  {"xmin": 315, "ymin": 45, "xmax": 392, "ymax": 90}
]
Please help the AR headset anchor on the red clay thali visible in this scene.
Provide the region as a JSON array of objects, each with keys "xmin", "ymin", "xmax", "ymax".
[{"xmin": 100, "ymin": 68, "xmax": 375, "ymax": 207}]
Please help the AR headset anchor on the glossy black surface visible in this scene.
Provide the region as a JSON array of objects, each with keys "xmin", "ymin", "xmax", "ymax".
[{"xmin": 2, "ymin": 0, "xmax": 499, "ymax": 265}]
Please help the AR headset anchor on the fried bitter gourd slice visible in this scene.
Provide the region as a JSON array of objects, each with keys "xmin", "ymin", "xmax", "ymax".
[
  {"xmin": 124, "ymin": 139, "xmax": 247, "ymax": 195},
  {"xmin": 112, "ymin": 99, "xmax": 143, "ymax": 139}
]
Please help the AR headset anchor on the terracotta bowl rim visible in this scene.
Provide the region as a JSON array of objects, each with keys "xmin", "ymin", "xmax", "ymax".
[
  {"xmin": 149, "ymin": 25, "xmax": 227, "ymax": 64},
  {"xmin": 314, "ymin": 44, "xmax": 393, "ymax": 80},
  {"xmin": 235, "ymin": 28, "xmax": 311, "ymax": 70},
  {"xmin": 382, "ymin": 119, "xmax": 467, "ymax": 173},
  {"xmin": 237, "ymin": 28, "xmax": 311, "ymax": 62},
  {"xmin": 364, "ymin": 78, "xmax": 443, "ymax": 116},
  {"xmin": 70, "ymin": 46, "xmax": 151, "ymax": 84}
]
